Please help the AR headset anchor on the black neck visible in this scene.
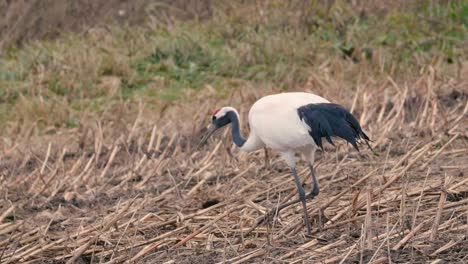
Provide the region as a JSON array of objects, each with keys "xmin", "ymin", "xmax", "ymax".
[{"xmin": 228, "ymin": 111, "xmax": 246, "ymax": 147}]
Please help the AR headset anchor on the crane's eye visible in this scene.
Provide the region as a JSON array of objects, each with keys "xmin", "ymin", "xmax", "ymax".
[{"xmin": 212, "ymin": 116, "xmax": 216, "ymax": 121}]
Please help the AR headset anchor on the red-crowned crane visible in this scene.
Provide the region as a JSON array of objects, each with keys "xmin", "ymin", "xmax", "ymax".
[{"xmin": 199, "ymin": 92, "xmax": 372, "ymax": 235}]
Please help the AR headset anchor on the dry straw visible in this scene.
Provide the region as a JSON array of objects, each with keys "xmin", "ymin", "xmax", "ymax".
[{"xmin": 0, "ymin": 68, "xmax": 467, "ymax": 263}]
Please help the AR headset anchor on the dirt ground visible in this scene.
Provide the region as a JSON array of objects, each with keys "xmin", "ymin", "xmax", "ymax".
[{"xmin": 0, "ymin": 70, "xmax": 467, "ymax": 263}]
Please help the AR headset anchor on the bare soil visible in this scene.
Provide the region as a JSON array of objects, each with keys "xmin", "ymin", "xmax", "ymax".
[{"xmin": 0, "ymin": 71, "xmax": 467, "ymax": 263}]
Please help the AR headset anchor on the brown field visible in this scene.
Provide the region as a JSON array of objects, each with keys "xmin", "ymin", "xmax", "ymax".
[
  {"xmin": 1, "ymin": 1, "xmax": 468, "ymax": 263},
  {"xmin": 1, "ymin": 72, "xmax": 467, "ymax": 263}
]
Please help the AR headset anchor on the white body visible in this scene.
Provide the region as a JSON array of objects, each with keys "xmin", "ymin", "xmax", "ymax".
[{"xmin": 241, "ymin": 92, "xmax": 330, "ymax": 167}]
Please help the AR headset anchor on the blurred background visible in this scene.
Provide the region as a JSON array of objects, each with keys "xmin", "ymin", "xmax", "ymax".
[{"xmin": 0, "ymin": 0, "xmax": 466, "ymax": 132}]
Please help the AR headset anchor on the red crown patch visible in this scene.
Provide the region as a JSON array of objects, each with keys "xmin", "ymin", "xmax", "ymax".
[{"xmin": 212, "ymin": 108, "xmax": 221, "ymax": 115}]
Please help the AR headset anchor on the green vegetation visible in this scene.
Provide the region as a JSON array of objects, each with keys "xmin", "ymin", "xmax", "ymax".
[{"xmin": 0, "ymin": 0, "xmax": 466, "ymax": 130}]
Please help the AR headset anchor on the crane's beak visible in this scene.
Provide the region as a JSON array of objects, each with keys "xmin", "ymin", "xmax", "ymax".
[{"xmin": 196, "ymin": 124, "xmax": 218, "ymax": 149}]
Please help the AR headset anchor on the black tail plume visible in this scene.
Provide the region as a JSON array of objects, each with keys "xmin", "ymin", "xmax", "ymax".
[{"xmin": 298, "ymin": 103, "xmax": 373, "ymax": 152}]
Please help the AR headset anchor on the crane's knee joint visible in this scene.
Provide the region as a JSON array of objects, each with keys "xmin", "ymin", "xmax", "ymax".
[
  {"xmin": 308, "ymin": 183, "xmax": 319, "ymax": 198},
  {"xmin": 297, "ymin": 187, "xmax": 307, "ymax": 201},
  {"xmin": 311, "ymin": 184, "xmax": 320, "ymax": 196}
]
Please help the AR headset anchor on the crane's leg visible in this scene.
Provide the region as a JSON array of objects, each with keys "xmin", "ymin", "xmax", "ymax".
[
  {"xmin": 291, "ymin": 167, "xmax": 312, "ymax": 235},
  {"xmin": 307, "ymin": 163, "xmax": 320, "ymax": 198},
  {"xmin": 270, "ymin": 163, "xmax": 319, "ymax": 214},
  {"xmin": 274, "ymin": 151, "xmax": 312, "ymax": 235},
  {"xmin": 305, "ymin": 147, "xmax": 319, "ymax": 198}
]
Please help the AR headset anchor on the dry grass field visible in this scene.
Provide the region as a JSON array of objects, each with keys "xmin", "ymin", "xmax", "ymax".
[{"xmin": 1, "ymin": 1, "xmax": 467, "ymax": 263}]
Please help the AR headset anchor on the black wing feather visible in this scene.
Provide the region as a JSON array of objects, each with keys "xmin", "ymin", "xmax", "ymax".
[{"xmin": 298, "ymin": 103, "xmax": 371, "ymax": 152}]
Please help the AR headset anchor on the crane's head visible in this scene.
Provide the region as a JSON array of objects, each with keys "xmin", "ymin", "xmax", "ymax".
[{"xmin": 197, "ymin": 107, "xmax": 237, "ymax": 148}]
